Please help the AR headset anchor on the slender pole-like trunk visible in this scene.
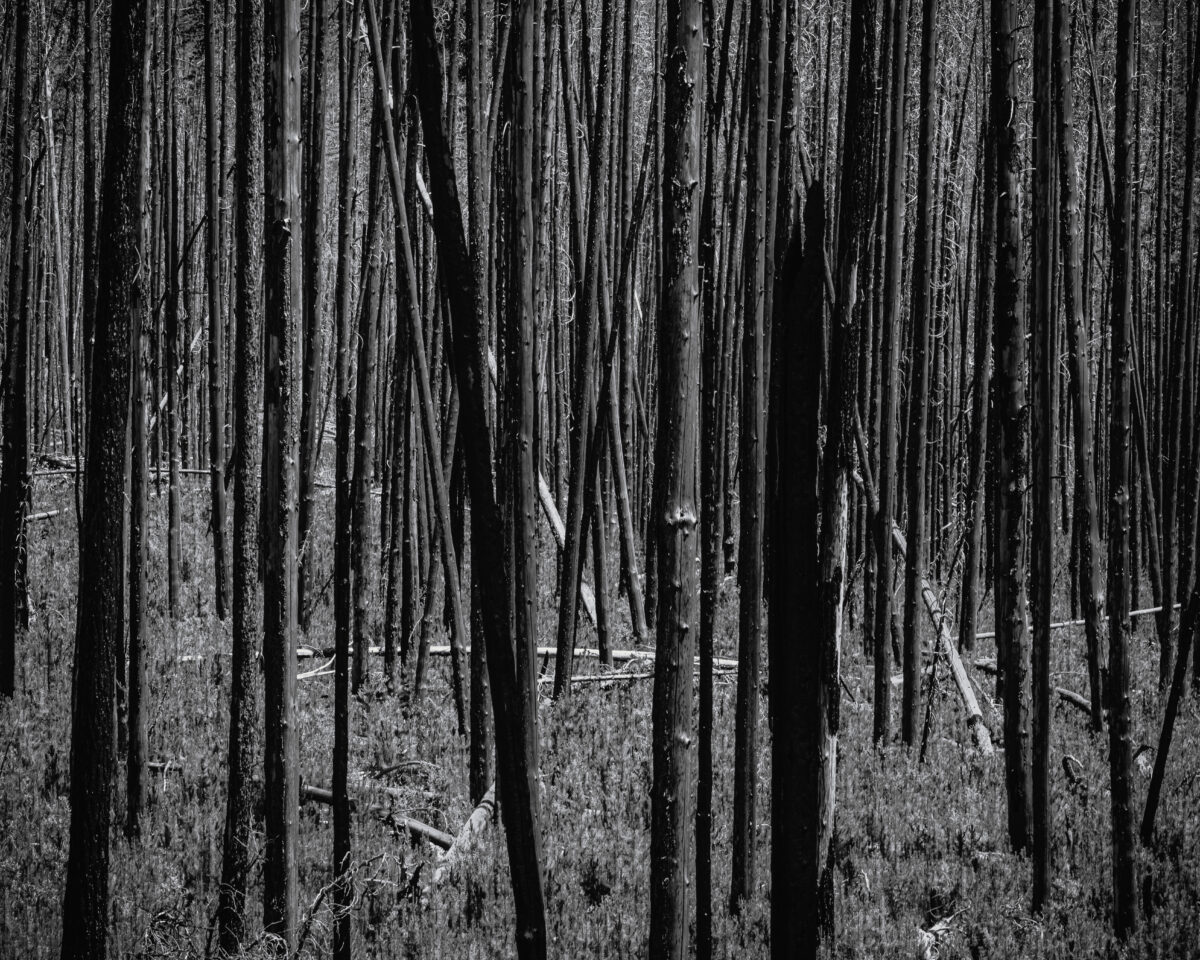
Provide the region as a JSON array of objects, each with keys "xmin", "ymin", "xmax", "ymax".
[
  {"xmin": 731, "ymin": 0, "xmax": 771, "ymax": 910},
  {"xmin": 217, "ymin": 0, "xmax": 264, "ymax": 947},
  {"xmin": 1107, "ymin": 0, "xmax": 1139, "ymax": 938},
  {"xmin": 298, "ymin": 0, "xmax": 330, "ymax": 632},
  {"xmin": 60, "ymin": 0, "xmax": 148, "ymax": 952},
  {"xmin": 126, "ymin": 85, "xmax": 152, "ymax": 837},
  {"xmin": 0, "ymin": 0, "xmax": 30, "ymax": 699},
  {"xmin": 874, "ymin": 0, "xmax": 909, "ymax": 743},
  {"xmin": 206, "ymin": 0, "xmax": 230, "ymax": 619},
  {"xmin": 162, "ymin": 0, "xmax": 183, "ymax": 620},
  {"xmin": 1031, "ymin": 0, "xmax": 1055, "ymax": 909},
  {"xmin": 1055, "ymin": 0, "xmax": 1106, "ymax": 730},
  {"xmin": 331, "ymin": 4, "xmax": 360, "ymax": 955},
  {"xmin": 991, "ymin": 0, "xmax": 1032, "ymax": 853},
  {"xmin": 901, "ymin": 0, "xmax": 938, "ymax": 747}
]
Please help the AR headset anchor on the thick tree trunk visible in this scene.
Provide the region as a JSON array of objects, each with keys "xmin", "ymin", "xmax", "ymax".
[
  {"xmin": 770, "ymin": 188, "xmax": 827, "ymax": 960},
  {"xmin": 648, "ymin": 0, "xmax": 702, "ymax": 954},
  {"xmin": 261, "ymin": 0, "xmax": 302, "ymax": 946},
  {"xmin": 60, "ymin": 0, "xmax": 148, "ymax": 953}
]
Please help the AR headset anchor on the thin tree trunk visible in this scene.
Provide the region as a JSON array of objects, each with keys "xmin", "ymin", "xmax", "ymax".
[
  {"xmin": 206, "ymin": 0, "xmax": 230, "ymax": 620},
  {"xmin": 991, "ymin": 0, "xmax": 1032, "ymax": 854},
  {"xmin": 0, "ymin": 0, "xmax": 30, "ymax": 699},
  {"xmin": 217, "ymin": 0, "xmax": 265, "ymax": 946},
  {"xmin": 1107, "ymin": 0, "xmax": 1139, "ymax": 937}
]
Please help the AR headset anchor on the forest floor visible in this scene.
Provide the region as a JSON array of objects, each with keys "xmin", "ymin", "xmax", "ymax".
[{"xmin": 2, "ymin": 476, "xmax": 1199, "ymax": 958}]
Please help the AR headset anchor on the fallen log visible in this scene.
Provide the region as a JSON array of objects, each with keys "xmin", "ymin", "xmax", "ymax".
[
  {"xmin": 850, "ymin": 415, "xmax": 994, "ymax": 756},
  {"xmin": 971, "ymin": 658, "xmax": 1092, "ymax": 718},
  {"xmin": 300, "ymin": 783, "xmax": 455, "ymax": 850},
  {"xmin": 431, "ymin": 783, "xmax": 496, "ymax": 885},
  {"xmin": 972, "ymin": 602, "xmax": 1181, "ymax": 641}
]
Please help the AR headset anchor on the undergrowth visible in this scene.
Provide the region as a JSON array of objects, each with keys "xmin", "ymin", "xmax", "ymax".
[{"xmin": 1, "ymin": 477, "xmax": 1198, "ymax": 958}]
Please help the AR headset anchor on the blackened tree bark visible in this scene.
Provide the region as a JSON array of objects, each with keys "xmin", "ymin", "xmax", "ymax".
[
  {"xmin": 1054, "ymin": 0, "xmax": 1105, "ymax": 730},
  {"xmin": 731, "ymin": 0, "xmax": 771, "ymax": 910},
  {"xmin": 60, "ymin": 0, "xmax": 149, "ymax": 952},
  {"xmin": 1031, "ymin": 0, "xmax": 1055, "ymax": 909},
  {"xmin": 217, "ymin": 0, "xmax": 265, "ymax": 947},
  {"xmin": 991, "ymin": 0, "xmax": 1032, "ymax": 854},
  {"xmin": 901, "ymin": 0, "xmax": 938, "ymax": 746},
  {"xmin": 770, "ymin": 187, "xmax": 827, "ymax": 960},
  {"xmin": 874, "ymin": 0, "xmax": 910, "ymax": 742},
  {"xmin": 298, "ymin": 0, "xmax": 330, "ymax": 631},
  {"xmin": 1106, "ymin": 0, "xmax": 1139, "ymax": 938},
  {"xmin": 261, "ymin": 0, "xmax": 302, "ymax": 947},
  {"xmin": 206, "ymin": 0, "xmax": 231, "ymax": 619},
  {"xmin": 0, "ymin": 0, "xmax": 30, "ymax": 699},
  {"xmin": 331, "ymin": 3, "xmax": 360, "ymax": 958},
  {"xmin": 649, "ymin": 0, "xmax": 702, "ymax": 954},
  {"xmin": 406, "ymin": 0, "xmax": 547, "ymax": 953}
]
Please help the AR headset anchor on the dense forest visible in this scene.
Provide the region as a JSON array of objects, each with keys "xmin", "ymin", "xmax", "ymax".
[{"xmin": 0, "ymin": 0, "xmax": 1198, "ymax": 956}]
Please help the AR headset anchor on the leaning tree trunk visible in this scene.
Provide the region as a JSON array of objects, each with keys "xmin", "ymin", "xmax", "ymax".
[
  {"xmin": 648, "ymin": 0, "xmax": 702, "ymax": 954},
  {"xmin": 217, "ymin": 0, "xmax": 265, "ymax": 947},
  {"xmin": 60, "ymin": 0, "xmax": 148, "ymax": 953},
  {"xmin": 1106, "ymin": 0, "xmax": 1139, "ymax": 938},
  {"xmin": 406, "ymin": 0, "xmax": 548, "ymax": 952},
  {"xmin": 261, "ymin": 0, "xmax": 302, "ymax": 947}
]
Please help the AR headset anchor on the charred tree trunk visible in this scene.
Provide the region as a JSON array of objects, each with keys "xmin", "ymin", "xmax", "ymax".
[
  {"xmin": 217, "ymin": 0, "xmax": 265, "ymax": 947},
  {"xmin": 261, "ymin": 0, "xmax": 302, "ymax": 946},
  {"xmin": 60, "ymin": 0, "xmax": 148, "ymax": 952},
  {"xmin": 648, "ymin": 0, "xmax": 702, "ymax": 953}
]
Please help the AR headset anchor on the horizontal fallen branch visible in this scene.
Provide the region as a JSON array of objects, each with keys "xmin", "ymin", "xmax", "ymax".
[
  {"xmin": 971, "ymin": 658, "xmax": 1093, "ymax": 718},
  {"xmin": 301, "ymin": 783, "xmax": 454, "ymax": 850},
  {"xmin": 972, "ymin": 603, "xmax": 1181, "ymax": 642}
]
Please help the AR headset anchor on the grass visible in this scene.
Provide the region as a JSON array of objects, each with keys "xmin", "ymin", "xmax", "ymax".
[{"xmin": 1, "ymin": 476, "xmax": 1199, "ymax": 958}]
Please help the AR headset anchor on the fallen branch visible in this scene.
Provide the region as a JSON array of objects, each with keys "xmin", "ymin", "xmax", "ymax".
[
  {"xmin": 300, "ymin": 783, "xmax": 454, "ymax": 850},
  {"xmin": 971, "ymin": 657, "xmax": 1092, "ymax": 718},
  {"xmin": 850, "ymin": 415, "xmax": 994, "ymax": 756},
  {"xmin": 972, "ymin": 602, "xmax": 1180, "ymax": 642}
]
